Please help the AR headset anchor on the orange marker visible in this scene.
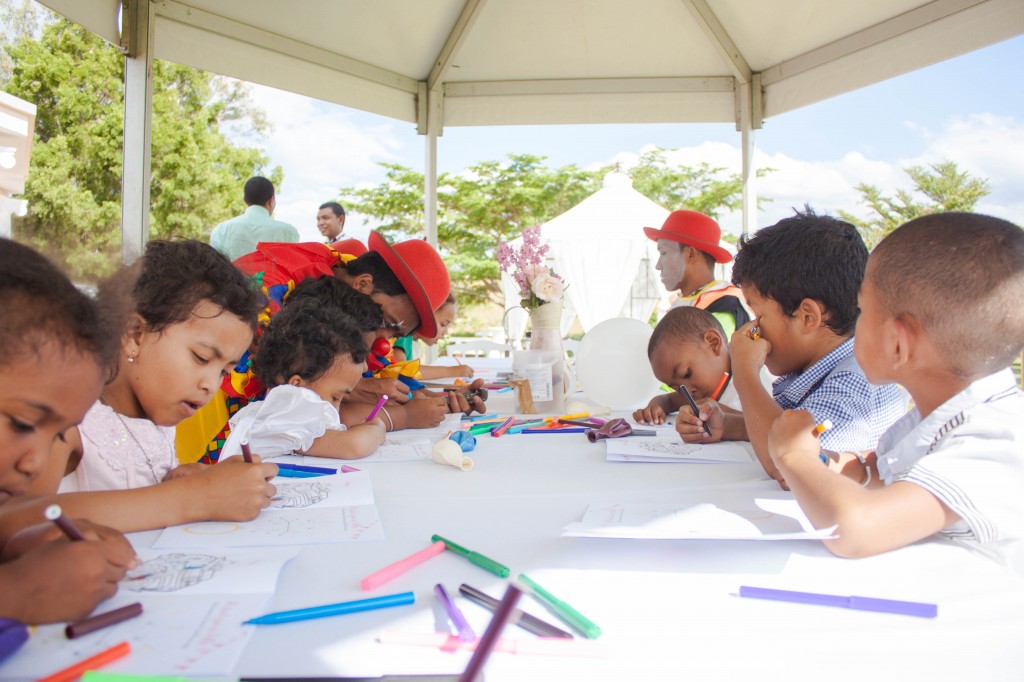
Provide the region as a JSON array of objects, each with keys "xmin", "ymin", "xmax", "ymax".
[
  {"xmin": 710, "ymin": 372, "xmax": 731, "ymax": 401},
  {"xmin": 812, "ymin": 420, "xmax": 833, "ymax": 436},
  {"xmin": 38, "ymin": 641, "xmax": 131, "ymax": 682}
]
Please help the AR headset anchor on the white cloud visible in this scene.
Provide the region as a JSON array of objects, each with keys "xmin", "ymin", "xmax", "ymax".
[{"xmin": 234, "ymin": 83, "xmax": 409, "ymax": 243}]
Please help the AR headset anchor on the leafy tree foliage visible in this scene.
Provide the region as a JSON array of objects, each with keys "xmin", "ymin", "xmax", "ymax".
[
  {"xmin": 3, "ymin": 14, "xmax": 281, "ymax": 280},
  {"xmin": 839, "ymin": 160, "xmax": 990, "ymax": 248},
  {"xmin": 341, "ymin": 149, "xmax": 764, "ymax": 304}
]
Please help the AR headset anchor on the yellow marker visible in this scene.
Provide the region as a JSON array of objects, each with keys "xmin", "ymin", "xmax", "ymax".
[
  {"xmin": 749, "ymin": 326, "xmax": 761, "ymax": 340},
  {"xmin": 812, "ymin": 419, "xmax": 833, "ymax": 436},
  {"xmin": 545, "ymin": 412, "xmax": 589, "ymax": 424}
]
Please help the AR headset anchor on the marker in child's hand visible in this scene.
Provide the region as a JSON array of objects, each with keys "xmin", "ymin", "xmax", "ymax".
[
  {"xmin": 366, "ymin": 395, "xmax": 389, "ymax": 422},
  {"xmin": 710, "ymin": 372, "xmax": 731, "ymax": 401},
  {"xmin": 679, "ymin": 385, "xmax": 712, "ymax": 437},
  {"xmin": 45, "ymin": 504, "xmax": 85, "ymax": 542},
  {"xmin": 749, "ymin": 325, "xmax": 761, "ymax": 340},
  {"xmin": 812, "ymin": 420, "xmax": 834, "ymax": 464},
  {"xmin": 240, "ymin": 440, "xmax": 253, "ymax": 464}
]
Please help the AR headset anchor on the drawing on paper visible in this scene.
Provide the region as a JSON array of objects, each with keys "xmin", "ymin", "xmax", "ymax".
[
  {"xmin": 184, "ymin": 522, "xmax": 242, "ymax": 535},
  {"xmin": 121, "ymin": 553, "xmax": 227, "ymax": 592},
  {"xmin": 627, "ymin": 440, "xmax": 705, "ymax": 455},
  {"xmin": 270, "ymin": 480, "xmax": 331, "ymax": 508}
]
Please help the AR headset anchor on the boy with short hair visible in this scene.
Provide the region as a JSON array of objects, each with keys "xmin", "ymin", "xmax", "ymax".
[
  {"xmin": 633, "ymin": 307, "xmax": 772, "ymax": 424},
  {"xmin": 676, "ymin": 209, "xmax": 905, "ymax": 485},
  {"xmin": 766, "ymin": 212, "xmax": 1024, "ymax": 561}
]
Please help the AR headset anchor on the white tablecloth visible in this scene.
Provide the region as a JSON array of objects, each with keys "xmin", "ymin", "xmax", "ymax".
[{"xmin": 125, "ymin": 408, "xmax": 1024, "ymax": 682}]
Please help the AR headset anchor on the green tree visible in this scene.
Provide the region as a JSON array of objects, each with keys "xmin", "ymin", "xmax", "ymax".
[
  {"xmin": 341, "ymin": 150, "xmax": 769, "ymax": 304},
  {"xmin": 5, "ymin": 16, "xmax": 281, "ymax": 280},
  {"xmin": 840, "ymin": 160, "xmax": 990, "ymax": 248}
]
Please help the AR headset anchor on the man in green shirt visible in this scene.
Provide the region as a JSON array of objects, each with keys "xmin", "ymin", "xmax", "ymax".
[{"xmin": 210, "ymin": 177, "xmax": 299, "ymax": 262}]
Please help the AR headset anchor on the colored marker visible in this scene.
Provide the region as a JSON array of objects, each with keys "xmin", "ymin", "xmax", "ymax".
[
  {"xmin": 274, "ymin": 469, "xmax": 322, "ymax": 478},
  {"xmin": 518, "ymin": 574, "xmax": 602, "ymax": 639},
  {"xmin": 45, "ymin": 504, "xmax": 85, "ymax": 542},
  {"xmin": 66, "ymin": 603, "xmax": 143, "ymax": 639},
  {"xmin": 366, "ymin": 395, "xmax": 389, "ymax": 422},
  {"xmin": 506, "ymin": 420, "xmax": 546, "ymax": 435},
  {"xmin": 468, "ymin": 413, "xmax": 498, "ymax": 422},
  {"xmin": 360, "ymin": 541, "xmax": 446, "ymax": 591},
  {"xmin": 469, "ymin": 422, "xmax": 501, "ymax": 436},
  {"xmin": 738, "ymin": 586, "xmax": 937, "ymax": 618},
  {"xmin": 544, "ymin": 412, "xmax": 588, "ymax": 424},
  {"xmin": 490, "ymin": 416, "xmax": 515, "ymax": 438},
  {"xmin": 240, "ymin": 440, "xmax": 253, "ymax": 463},
  {"xmin": 454, "ymin": 355, "xmax": 464, "ymax": 366},
  {"xmin": 710, "ymin": 372, "xmax": 731, "ymax": 401},
  {"xmin": 813, "ymin": 420, "xmax": 834, "ymax": 464},
  {"xmin": 244, "ymin": 591, "xmax": 415, "ymax": 625},
  {"xmin": 749, "ymin": 324, "xmax": 761, "ymax": 340},
  {"xmin": 340, "ymin": 465, "xmax": 361, "ymax": 473},
  {"xmin": 457, "ymin": 583, "xmax": 522, "ymax": 682},
  {"xmin": 459, "ymin": 583, "xmax": 573, "ymax": 639},
  {"xmin": 522, "ymin": 427, "xmax": 587, "ymax": 434},
  {"xmin": 678, "ymin": 384, "xmax": 712, "ymax": 437},
  {"xmin": 38, "ymin": 641, "xmax": 131, "ymax": 682},
  {"xmin": 275, "ymin": 462, "xmax": 337, "ymax": 475},
  {"xmin": 434, "ymin": 584, "xmax": 475, "ymax": 642},
  {"xmin": 431, "ymin": 534, "xmax": 510, "ymax": 578}
]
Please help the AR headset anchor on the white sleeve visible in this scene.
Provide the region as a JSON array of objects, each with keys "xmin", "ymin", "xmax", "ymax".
[{"xmin": 223, "ymin": 385, "xmax": 342, "ymax": 458}]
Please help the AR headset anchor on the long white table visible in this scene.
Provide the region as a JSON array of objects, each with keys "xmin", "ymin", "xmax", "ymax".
[{"xmin": 122, "ymin": 403, "xmax": 1024, "ymax": 681}]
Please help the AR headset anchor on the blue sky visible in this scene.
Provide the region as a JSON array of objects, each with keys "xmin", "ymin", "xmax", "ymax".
[{"xmin": 245, "ymin": 34, "xmax": 1024, "ymax": 242}]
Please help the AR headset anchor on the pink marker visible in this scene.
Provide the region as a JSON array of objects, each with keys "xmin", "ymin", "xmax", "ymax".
[
  {"xmin": 340, "ymin": 465, "xmax": 361, "ymax": 473},
  {"xmin": 366, "ymin": 395, "xmax": 389, "ymax": 422},
  {"xmin": 360, "ymin": 540, "xmax": 446, "ymax": 591}
]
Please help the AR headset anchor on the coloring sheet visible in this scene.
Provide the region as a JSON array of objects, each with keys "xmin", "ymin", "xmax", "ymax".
[
  {"xmin": 122, "ymin": 547, "xmax": 299, "ymax": 595},
  {"xmin": 364, "ymin": 440, "xmax": 433, "ymax": 461},
  {"xmin": 563, "ymin": 497, "xmax": 837, "ymax": 540},
  {"xmin": 605, "ymin": 436, "xmax": 752, "ymax": 464},
  {"xmin": 0, "ymin": 592, "xmax": 270, "ymax": 677},
  {"xmin": 269, "ymin": 469, "xmax": 374, "ymax": 508},
  {"xmin": 153, "ymin": 505, "xmax": 384, "ymax": 549}
]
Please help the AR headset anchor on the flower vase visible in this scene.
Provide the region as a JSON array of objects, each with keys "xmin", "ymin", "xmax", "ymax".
[{"xmin": 512, "ymin": 301, "xmax": 565, "ymax": 413}]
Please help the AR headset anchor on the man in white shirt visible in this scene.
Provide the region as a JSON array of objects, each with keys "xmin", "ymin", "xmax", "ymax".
[
  {"xmin": 210, "ymin": 177, "xmax": 299, "ymax": 262},
  {"xmin": 317, "ymin": 201, "xmax": 346, "ymax": 243}
]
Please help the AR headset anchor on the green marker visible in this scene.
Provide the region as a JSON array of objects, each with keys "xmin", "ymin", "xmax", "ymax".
[
  {"xmin": 83, "ymin": 674, "xmax": 210, "ymax": 682},
  {"xmin": 431, "ymin": 534, "xmax": 510, "ymax": 577},
  {"xmin": 518, "ymin": 573, "xmax": 602, "ymax": 639},
  {"xmin": 469, "ymin": 422, "xmax": 500, "ymax": 435}
]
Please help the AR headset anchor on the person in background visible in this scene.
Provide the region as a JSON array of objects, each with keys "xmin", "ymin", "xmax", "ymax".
[
  {"xmin": 317, "ymin": 201, "xmax": 367, "ymax": 255},
  {"xmin": 644, "ymin": 209, "xmax": 751, "ymax": 337},
  {"xmin": 767, "ymin": 212, "xmax": 1024, "ymax": 564},
  {"xmin": 210, "ymin": 177, "xmax": 299, "ymax": 262}
]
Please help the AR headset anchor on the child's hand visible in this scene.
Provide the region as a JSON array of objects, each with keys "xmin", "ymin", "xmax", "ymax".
[
  {"xmin": 349, "ymin": 377, "xmax": 412, "ymax": 405},
  {"xmin": 0, "ymin": 524, "xmax": 137, "ymax": 623},
  {"xmin": 402, "ymin": 396, "xmax": 449, "ymax": 428},
  {"xmin": 676, "ymin": 399, "xmax": 724, "ymax": 443},
  {"xmin": 2, "ymin": 518, "xmax": 139, "ymax": 563},
  {"xmin": 633, "ymin": 400, "xmax": 668, "ymax": 425},
  {"xmin": 445, "ymin": 378, "xmax": 487, "ymax": 415},
  {"xmin": 729, "ymin": 320, "xmax": 771, "ymax": 376},
  {"xmin": 766, "ymin": 409, "xmax": 820, "ymax": 466},
  {"xmin": 198, "ymin": 459, "xmax": 278, "ymax": 521},
  {"xmin": 162, "ymin": 462, "xmax": 208, "ymax": 482},
  {"xmin": 456, "ymin": 364, "xmax": 475, "ymax": 378}
]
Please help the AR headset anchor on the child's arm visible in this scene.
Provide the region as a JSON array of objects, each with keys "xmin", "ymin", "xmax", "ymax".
[
  {"xmin": 9, "ymin": 458, "xmax": 279, "ymax": 534},
  {"xmin": 633, "ymin": 392, "xmax": 684, "ymax": 425},
  {"xmin": 299, "ymin": 420, "xmax": 386, "ymax": 459},
  {"xmin": 0, "ymin": 519, "xmax": 136, "ymax": 624},
  {"xmin": 725, "ymin": 322, "xmax": 782, "ymax": 482},
  {"xmin": 767, "ymin": 409, "xmax": 957, "ymax": 558},
  {"xmin": 416, "ymin": 364, "xmax": 475, "ymax": 380}
]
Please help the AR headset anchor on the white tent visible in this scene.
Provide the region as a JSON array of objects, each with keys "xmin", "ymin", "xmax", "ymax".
[{"xmin": 503, "ymin": 172, "xmax": 739, "ymax": 339}]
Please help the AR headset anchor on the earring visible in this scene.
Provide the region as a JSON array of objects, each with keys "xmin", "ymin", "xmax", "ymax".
[{"xmin": 127, "ymin": 354, "xmax": 136, "ymax": 364}]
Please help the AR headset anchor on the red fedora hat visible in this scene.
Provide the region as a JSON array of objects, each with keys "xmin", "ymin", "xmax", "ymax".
[
  {"xmin": 368, "ymin": 231, "xmax": 450, "ymax": 339},
  {"xmin": 643, "ymin": 210, "xmax": 732, "ymax": 264}
]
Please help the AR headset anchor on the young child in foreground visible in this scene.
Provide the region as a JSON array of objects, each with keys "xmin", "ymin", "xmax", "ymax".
[
  {"xmin": 221, "ymin": 299, "xmax": 386, "ymax": 459},
  {"xmin": 0, "ymin": 239, "xmax": 136, "ymax": 624},
  {"xmin": 633, "ymin": 307, "xmax": 773, "ymax": 424},
  {"xmin": 25, "ymin": 240, "xmax": 278, "ymax": 532},
  {"xmin": 767, "ymin": 213, "xmax": 1024, "ymax": 561},
  {"xmin": 677, "ymin": 209, "xmax": 906, "ymax": 486}
]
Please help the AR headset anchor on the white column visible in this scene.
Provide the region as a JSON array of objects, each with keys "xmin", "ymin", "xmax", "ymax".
[
  {"xmin": 423, "ymin": 88, "xmax": 442, "ymax": 363},
  {"xmin": 120, "ymin": 0, "xmax": 154, "ymax": 263},
  {"xmin": 738, "ymin": 79, "xmax": 758, "ymax": 236}
]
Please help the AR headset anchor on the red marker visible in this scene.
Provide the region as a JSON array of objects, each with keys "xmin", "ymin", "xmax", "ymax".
[
  {"xmin": 710, "ymin": 372, "xmax": 731, "ymax": 401},
  {"xmin": 38, "ymin": 641, "xmax": 131, "ymax": 682},
  {"xmin": 45, "ymin": 505, "xmax": 85, "ymax": 542}
]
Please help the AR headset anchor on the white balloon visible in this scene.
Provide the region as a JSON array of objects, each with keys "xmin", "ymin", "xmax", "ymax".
[{"xmin": 575, "ymin": 318, "xmax": 662, "ymax": 410}]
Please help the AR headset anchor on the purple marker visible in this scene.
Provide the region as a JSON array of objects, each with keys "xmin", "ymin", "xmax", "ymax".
[
  {"xmin": 738, "ymin": 586, "xmax": 937, "ymax": 618},
  {"xmin": 366, "ymin": 395, "xmax": 389, "ymax": 422},
  {"xmin": 434, "ymin": 583, "xmax": 475, "ymax": 642}
]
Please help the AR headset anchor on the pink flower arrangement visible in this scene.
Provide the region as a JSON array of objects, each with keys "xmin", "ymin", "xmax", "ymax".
[{"xmin": 497, "ymin": 225, "xmax": 565, "ymax": 311}]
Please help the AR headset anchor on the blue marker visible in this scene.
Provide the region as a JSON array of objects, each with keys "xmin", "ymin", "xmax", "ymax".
[
  {"xmin": 275, "ymin": 462, "xmax": 338, "ymax": 475},
  {"xmin": 244, "ymin": 591, "xmax": 415, "ymax": 625}
]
